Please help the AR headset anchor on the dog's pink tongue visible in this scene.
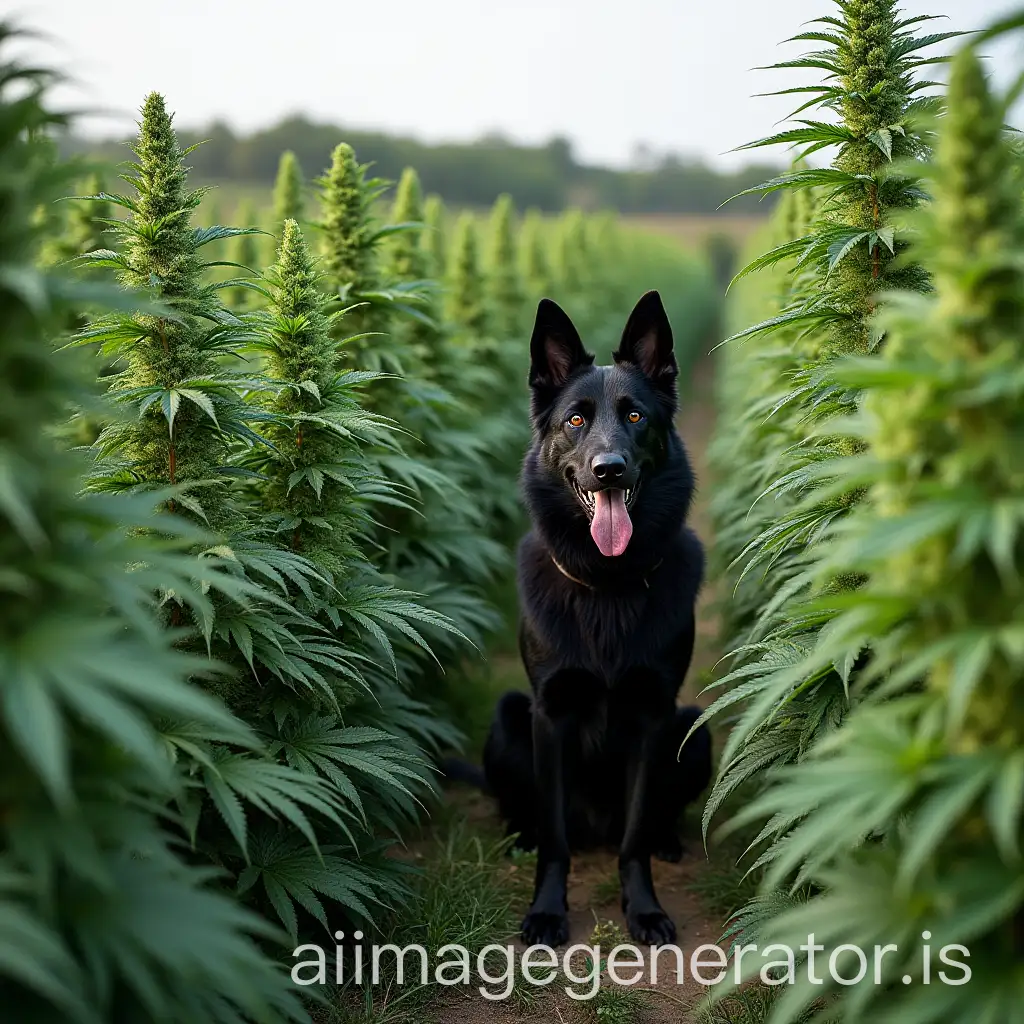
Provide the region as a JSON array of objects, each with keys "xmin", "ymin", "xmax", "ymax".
[{"xmin": 590, "ymin": 489, "xmax": 632, "ymax": 557}]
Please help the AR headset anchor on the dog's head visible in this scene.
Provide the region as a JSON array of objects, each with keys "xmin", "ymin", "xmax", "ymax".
[{"xmin": 525, "ymin": 291, "xmax": 686, "ymax": 560}]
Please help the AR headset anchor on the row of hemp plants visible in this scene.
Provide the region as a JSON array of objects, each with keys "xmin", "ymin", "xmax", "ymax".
[
  {"xmin": 704, "ymin": 7, "xmax": 1024, "ymax": 1024},
  {"xmin": 0, "ymin": 33, "xmax": 308, "ymax": 1024},
  {"xmin": 698, "ymin": 0, "xmax": 953, "ymax": 866},
  {"xmin": 74, "ymin": 93, "xmax": 463, "ymax": 956}
]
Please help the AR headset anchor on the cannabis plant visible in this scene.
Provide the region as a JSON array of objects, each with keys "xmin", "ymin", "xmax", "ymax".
[
  {"xmin": 421, "ymin": 193, "xmax": 447, "ymax": 280},
  {"xmin": 317, "ymin": 142, "xmax": 431, "ymax": 378},
  {"xmin": 485, "ymin": 193, "xmax": 524, "ymax": 339},
  {"xmin": 726, "ymin": 45, "xmax": 1024, "ymax": 1023},
  {"xmin": 697, "ymin": 0, "xmax": 955, "ymax": 834},
  {"xmin": 445, "ymin": 211, "xmax": 489, "ymax": 336},
  {"xmin": 273, "ymin": 149, "xmax": 305, "ymax": 230},
  {"xmin": 83, "ymin": 93, "xmax": 259, "ymax": 518},
  {"xmin": 228, "ymin": 199, "xmax": 262, "ymax": 309},
  {"xmin": 520, "ymin": 207, "xmax": 553, "ymax": 302},
  {"xmin": 0, "ymin": 39, "xmax": 304, "ymax": 1024},
  {"xmin": 317, "ymin": 142, "xmax": 386, "ymax": 355},
  {"xmin": 386, "ymin": 166, "xmax": 442, "ymax": 372},
  {"xmin": 236, "ymin": 217, "xmax": 468, "ymax": 937},
  {"xmin": 387, "ymin": 167, "xmax": 428, "ymax": 284}
]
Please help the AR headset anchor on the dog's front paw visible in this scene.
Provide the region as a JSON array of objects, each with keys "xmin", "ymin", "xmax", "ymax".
[
  {"xmin": 625, "ymin": 907, "xmax": 676, "ymax": 946},
  {"xmin": 521, "ymin": 907, "xmax": 570, "ymax": 947}
]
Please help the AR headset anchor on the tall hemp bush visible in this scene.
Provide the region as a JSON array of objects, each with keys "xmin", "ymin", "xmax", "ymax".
[
  {"xmin": 421, "ymin": 193, "xmax": 447, "ymax": 286},
  {"xmin": 387, "ymin": 166, "xmax": 442, "ymax": 373},
  {"xmin": 273, "ymin": 149, "xmax": 305, "ymax": 231},
  {"xmin": 724, "ymin": 44, "xmax": 1024, "ymax": 1023},
  {"xmin": 445, "ymin": 211, "xmax": 489, "ymax": 337},
  {"xmin": 520, "ymin": 207, "xmax": 553, "ymax": 304},
  {"xmin": 0, "ymin": 42, "xmax": 304, "ymax": 1024},
  {"xmin": 318, "ymin": 144, "xmax": 504, "ymax": 717},
  {"xmin": 318, "ymin": 142, "xmax": 412, "ymax": 374},
  {"xmin": 485, "ymin": 193, "xmax": 525, "ymax": 340},
  {"xmin": 228, "ymin": 198, "xmax": 261, "ymax": 309},
  {"xmin": 696, "ymin": 0, "xmax": 955, "ymax": 845}
]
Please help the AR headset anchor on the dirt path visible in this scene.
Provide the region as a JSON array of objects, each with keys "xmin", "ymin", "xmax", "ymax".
[{"xmin": 417, "ymin": 355, "xmax": 725, "ymax": 1024}]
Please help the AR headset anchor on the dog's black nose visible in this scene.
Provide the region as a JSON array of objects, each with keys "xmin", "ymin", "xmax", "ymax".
[{"xmin": 591, "ymin": 453, "xmax": 626, "ymax": 481}]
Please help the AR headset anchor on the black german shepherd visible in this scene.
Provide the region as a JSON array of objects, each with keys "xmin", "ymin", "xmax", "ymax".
[{"xmin": 482, "ymin": 291, "xmax": 711, "ymax": 948}]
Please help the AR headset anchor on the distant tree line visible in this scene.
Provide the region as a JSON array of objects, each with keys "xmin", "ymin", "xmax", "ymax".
[{"xmin": 62, "ymin": 115, "xmax": 779, "ymax": 214}]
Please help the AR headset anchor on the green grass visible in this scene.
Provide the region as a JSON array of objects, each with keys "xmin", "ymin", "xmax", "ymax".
[
  {"xmin": 687, "ymin": 830, "xmax": 761, "ymax": 926},
  {"xmin": 591, "ymin": 986, "xmax": 648, "ymax": 1024},
  {"xmin": 321, "ymin": 818, "xmax": 532, "ymax": 1023},
  {"xmin": 696, "ymin": 986, "xmax": 836, "ymax": 1024},
  {"xmin": 696, "ymin": 986, "xmax": 781, "ymax": 1024},
  {"xmin": 591, "ymin": 871, "xmax": 622, "ymax": 908}
]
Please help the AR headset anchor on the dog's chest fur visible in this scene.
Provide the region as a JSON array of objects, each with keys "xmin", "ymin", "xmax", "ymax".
[{"xmin": 517, "ymin": 529, "xmax": 700, "ymax": 694}]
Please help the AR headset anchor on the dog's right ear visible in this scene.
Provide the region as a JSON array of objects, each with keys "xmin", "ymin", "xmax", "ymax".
[{"xmin": 529, "ymin": 299, "xmax": 593, "ymax": 416}]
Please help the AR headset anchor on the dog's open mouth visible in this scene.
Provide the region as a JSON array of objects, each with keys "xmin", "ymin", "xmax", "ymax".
[{"xmin": 571, "ymin": 479, "xmax": 639, "ymax": 558}]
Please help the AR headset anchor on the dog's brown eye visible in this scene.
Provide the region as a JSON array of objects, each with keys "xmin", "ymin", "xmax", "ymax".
[
  {"xmin": 567, "ymin": 413, "xmax": 585, "ymax": 428},
  {"xmin": 627, "ymin": 411, "xmax": 643, "ymax": 424}
]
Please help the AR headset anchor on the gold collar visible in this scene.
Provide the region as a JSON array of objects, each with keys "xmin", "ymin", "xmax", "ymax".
[{"xmin": 551, "ymin": 557, "xmax": 664, "ymax": 590}]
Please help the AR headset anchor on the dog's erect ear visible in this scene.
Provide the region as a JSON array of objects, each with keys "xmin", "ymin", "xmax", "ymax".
[
  {"xmin": 529, "ymin": 299, "xmax": 593, "ymax": 406},
  {"xmin": 613, "ymin": 290, "xmax": 677, "ymax": 397}
]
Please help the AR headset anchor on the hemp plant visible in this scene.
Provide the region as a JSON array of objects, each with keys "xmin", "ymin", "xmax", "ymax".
[
  {"xmin": 724, "ymin": 46, "xmax": 1024, "ymax": 1023},
  {"xmin": 695, "ymin": 0, "xmax": 957, "ymax": 838},
  {"xmin": 485, "ymin": 193, "xmax": 524, "ymax": 339},
  {"xmin": 82, "ymin": 92, "xmax": 259, "ymax": 524},
  {"xmin": 386, "ymin": 166, "xmax": 442, "ymax": 373},
  {"xmin": 520, "ymin": 207, "xmax": 553, "ymax": 304},
  {"xmin": 317, "ymin": 142, "xmax": 430, "ymax": 377},
  {"xmin": 273, "ymin": 149, "xmax": 305, "ymax": 230},
  {"xmin": 422, "ymin": 192, "xmax": 447, "ymax": 280},
  {"xmin": 231, "ymin": 218, "xmax": 467, "ymax": 932},
  {"xmin": 445, "ymin": 211, "xmax": 489, "ymax": 337},
  {"xmin": 252, "ymin": 217, "xmax": 457, "ymax": 661}
]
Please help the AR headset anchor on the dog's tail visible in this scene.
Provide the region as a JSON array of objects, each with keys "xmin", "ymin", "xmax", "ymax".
[{"xmin": 440, "ymin": 757, "xmax": 489, "ymax": 792}]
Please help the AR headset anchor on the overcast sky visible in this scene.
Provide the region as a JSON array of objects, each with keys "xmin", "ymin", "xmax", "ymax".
[{"xmin": 7, "ymin": 0, "xmax": 1024, "ymax": 168}]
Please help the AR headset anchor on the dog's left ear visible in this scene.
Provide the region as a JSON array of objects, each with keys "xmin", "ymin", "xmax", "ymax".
[{"xmin": 613, "ymin": 291, "xmax": 677, "ymax": 399}]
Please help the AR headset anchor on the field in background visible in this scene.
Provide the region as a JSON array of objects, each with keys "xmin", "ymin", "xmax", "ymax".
[
  {"xmin": 181, "ymin": 179, "xmax": 768, "ymax": 253},
  {"xmin": 623, "ymin": 213, "xmax": 767, "ymax": 248}
]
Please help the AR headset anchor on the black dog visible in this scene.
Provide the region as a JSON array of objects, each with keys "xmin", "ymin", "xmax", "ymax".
[{"xmin": 482, "ymin": 291, "xmax": 711, "ymax": 948}]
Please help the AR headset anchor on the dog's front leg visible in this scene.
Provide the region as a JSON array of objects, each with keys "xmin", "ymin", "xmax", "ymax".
[
  {"xmin": 520, "ymin": 704, "xmax": 571, "ymax": 947},
  {"xmin": 619, "ymin": 719, "xmax": 676, "ymax": 945}
]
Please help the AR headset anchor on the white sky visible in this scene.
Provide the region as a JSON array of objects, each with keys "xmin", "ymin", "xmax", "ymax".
[{"xmin": 7, "ymin": 0, "xmax": 1024, "ymax": 168}]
